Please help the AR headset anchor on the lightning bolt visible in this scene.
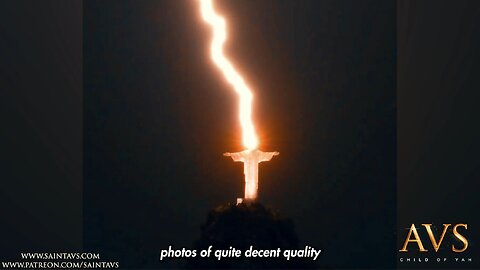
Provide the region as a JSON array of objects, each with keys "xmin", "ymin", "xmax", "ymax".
[{"xmin": 198, "ymin": 0, "xmax": 259, "ymax": 150}]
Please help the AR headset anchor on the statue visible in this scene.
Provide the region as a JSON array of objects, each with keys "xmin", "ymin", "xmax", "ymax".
[{"xmin": 224, "ymin": 149, "xmax": 279, "ymax": 201}]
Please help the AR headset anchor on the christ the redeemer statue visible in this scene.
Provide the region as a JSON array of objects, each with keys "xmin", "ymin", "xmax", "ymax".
[{"xmin": 224, "ymin": 149, "xmax": 279, "ymax": 202}]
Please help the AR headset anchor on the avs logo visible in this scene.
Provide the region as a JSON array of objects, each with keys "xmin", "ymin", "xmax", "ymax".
[
  {"xmin": 398, "ymin": 223, "xmax": 472, "ymax": 264},
  {"xmin": 399, "ymin": 223, "xmax": 468, "ymax": 252}
]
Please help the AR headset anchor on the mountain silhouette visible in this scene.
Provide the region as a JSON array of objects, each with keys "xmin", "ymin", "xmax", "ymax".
[{"xmin": 186, "ymin": 202, "xmax": 316, "ymax": 269}]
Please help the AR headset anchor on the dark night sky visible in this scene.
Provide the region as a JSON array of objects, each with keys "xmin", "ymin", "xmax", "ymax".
[
  {"xmin": 3, "ymin": 0, "xmax": 480, "ymax": 269},
  {"xmin": 84, "ymin": 0, "xmax": 396, "ymax": 268}
]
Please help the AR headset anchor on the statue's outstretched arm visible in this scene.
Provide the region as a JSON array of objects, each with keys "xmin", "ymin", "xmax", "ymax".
[
  {"xmin": 259, "ymin": 151, "xmax": 279, "ymax": 162},
  {"xmin": 223, "ymin": 152, "xmax": 244, "ymax": 162}
]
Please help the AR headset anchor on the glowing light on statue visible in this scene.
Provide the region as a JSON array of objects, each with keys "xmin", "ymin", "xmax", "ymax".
[
  {"xmin": 198, "ymin": 0, "xmax": 279, "ymax": 202},
  {"xmin": 224, "ymin": 150, "xmax": 279, "ymax": 201}
]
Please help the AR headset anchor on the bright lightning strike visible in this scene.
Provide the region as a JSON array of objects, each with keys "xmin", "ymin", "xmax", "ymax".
[{"xmin": 198, "ymin": 0, "xmax": 259, "ymax": 150}]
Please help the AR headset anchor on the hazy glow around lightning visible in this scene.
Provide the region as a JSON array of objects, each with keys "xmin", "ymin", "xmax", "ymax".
[{"xmin": 199, "ymin": 0, "xmax": 259, "ymax": 150}]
